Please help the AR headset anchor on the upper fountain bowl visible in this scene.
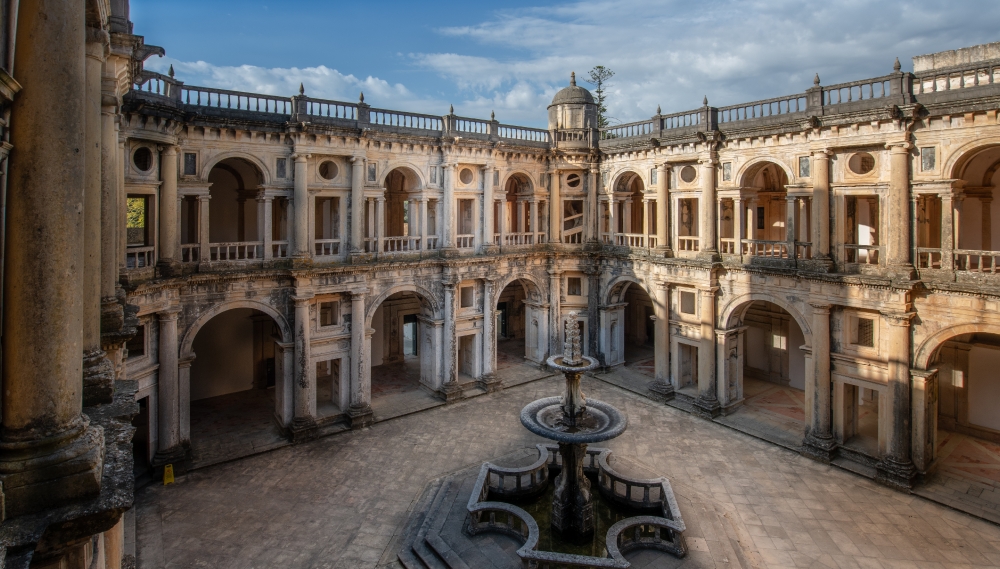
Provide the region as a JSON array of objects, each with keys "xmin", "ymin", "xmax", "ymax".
[
  {"xmin": 520, "ymin": 397, "xmax": 628, "ymax": 444},
  {"xmin": 546, "ymin": 354, "xmax": 599, "ymax": 374}
]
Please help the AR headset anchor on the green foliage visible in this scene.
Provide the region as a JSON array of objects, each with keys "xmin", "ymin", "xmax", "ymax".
[
  {"xmin": 126, "ymin": 197, "xmax": 146, "ymax": 229},
  {"xmin": 585, "ymin": 66, "xmax": 615, "ymax": 129}
]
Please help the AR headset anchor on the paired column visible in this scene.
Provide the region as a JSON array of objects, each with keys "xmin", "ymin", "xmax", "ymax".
[
  {"xmin": 159, "ymin": 145, "xmax": 179, "ymax": 270},
  {"xmin": 442, "ymin": 164, "xmax": 456, "ymax": 250},
  {"xmin": 694, "ymin": 287, "xmax": 720, "ymax": 417},
  {"xmin": 649, "ymin": 282, "xmax": 673, "ymax": 401},
  {"xmin": 811, "ymin": 151, "xmax": 831, "ymax": 259},
  {"xmin": 376, "ymin": 196, "xmax": 386, "ymax": 253},
  {"xmin": 0, "ymin": 0, "xmax": 105, "ymax": 517},
  {"xmin": 198, "ymin": 195, "xmax": 211, "ymax": 262},
  {"xmin": 420, "ymin": 198, "xmax": 429, "ymax": 250},
  {"xmin": 291, "ymin": 294, "xmax": 317, "ymax": 436},
  {"xmin": 260, "ymin": 193, "xmax": 274, "ymax": 259},
  {"xmin": 699, "ymin": 157, "xmax": 717, "ymax": 255},
  {"xmin": 440, "ymin": 279, "xmax": 461, "ymax": 400},
  {"xmin": 549, "ymin": 269, "xmax": 562, "ymax": 358},
  {"xmin": 292, "ymin": 154, "xmax": 310, "ymax": 257},
  {"xmin": 940, "ymin": 193, "xmax": 955, "ymax": 270},
  {"xmin": 549, "ymin": 170, "xmax": 562, "ymax": 243},
  {"xmin": 656, "ymin": 164, "xmax": 670, "ymax": 254},
  {"xmin": 350, "ymin": 156, "xmax": 364, "ymax": 253},
  {"xmin": 733, "ymin": 197, "xmax": 744, "ymax": 255},
  {"xmin": 479, "ymin": 278, "xmax": 501, "ymax": 391},
  {"xmin": 786, "ymin": 195, "xmax": 797, "ymax": 258},
  {"xmin": 588, "ymin": 167, "xmax": 600, "ymax": 242},
  {"xmin": 482, "ymin": 168, "xmax": 494, "ymax": 250},
  {"xmin": 347, "ymin": 291, "xmax": 373, "ymax": 427},
  {"xmin": 878, "ymin": 311, "xmax": 916, "ymax": 488},
  {"xmin": 154, "ymin": 309, "xmax": 182, "ymax": 465},
  {"xmin": 804, "ymin": 301, "xmax": 836, "ymax": 460},
  {"xmin": 887, "ymin": 143, "xmax": 913, "ymax": 272}
]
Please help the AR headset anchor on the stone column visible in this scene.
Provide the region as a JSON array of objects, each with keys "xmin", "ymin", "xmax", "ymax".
[
  {"xmin": 419, "ymin": 198, "xmax": 429, "ymax": 251},
  {"xmin": 530, "ymin": 200, "xmax": 540, "ymax": 243},
  {"xmin": 376, "ymin": 195, "xmax": 386, "ymax": 253},
  {"xmin": 656, "ymin": 164, "xmax": 670, "ymax": 254},
  {"xmin": 347, "ymin": 291, "xmax": 373, "ymax": 427},
  {"xmin": 440, "ymin": 279, "xmax": 462, "ymax": 400},
  {"xmin": 804, "ymin": 302, "xmax": 836, "ymax": 460},
  {"xmin": 887, "ymin": 143, "xmax": 913, "ymax": 273},
  {"xmin": 0, "ymin": 0, "xmax": 105, "ymax": 517},
  {"xmin": 198, "ymin": 195, "xmax": 211, "ymax": 262},
  {"xmin": 261, "ymin": 194, "xmax": 274, "ymax": 259},
  {"xmin": 877, "ymin": 311, "xmax": 916, "ymax": 489},
  {"xmin": 118, "ymin": 139, "xmax": 127, "ymax": 269},
  {"xmin": 786, "ymin": 195, "xmax": 797, "ymax": 258},
  {"xmin": 585, "ymin": 267, "xmax": 601, "ymax": 363},
  {"xmin": 695, "ymin": 287, "xmax": 720, "ymax": 417},
  {"xmin": 291, "ymin": 295, "xmax": 317, "ymax": 438},
  {"xmin": 153, "ymin": 309, "xmax": 182, "ymax": 466},
  {"xmin": 479, "ymin": 278, "xmax": 501, "ymax": 392},
  {"xmin": 549, "ymin": 269, "xmax": 562, "ymax": 358},
  {"xmin": 350, "ymin": 156, "xmax": 364, "ymax": 253},
  {"xmin": 442, "ymin": 164, "xmax": 456, "ymax": 250},
  {"xmin": 982, "ymin": 197, "xmax": 993, "ymax": 251},
  {"xmin": 159, "ymin": 145, "xmax": 179, "ymax": 271},
  {"xmin": 649, "ymin": 282, "xmax": 673, "ymax": 401},
  {"xmin": 699, "ymin": 157, "xmax": 718, "ymax": 256},
  {"xmin": 550, "ymin": 170, "xmax": 562, "ymax": 243},
  {"xmin": 100, "ymin": 77, "xmax": 123, "ymax": 358},
  {"xmin": 910, "ymin": 369, "xmax": 938, "ymax": 474},
  {"xmin": 292, "ymin": 154, "xmax": 310, "ymax": 257},
  {"xmin": 177, "ymin": 355, "xmax": 194, "ymax": 446},
  {"xmin": 941, "ymin": 193, "xmax": 955, "ymax": 270},
  {"xmin": 498, "ymin": 197, "xmax": 507, "ymax": 246},
  {"xmin": 483, "ymin": 168, "xmax": 494, "ymax": 251},
  {"xmin": 812, "ymin": 150, "xmax": 831, "ymax": 259},
  {"xmin": 588, "ymin": 167, "xmax": 600, "ymax": 242},
  {"xmin": 643, "ymin": 198, "xmax": 652, "ymax": 246},
  {"xmin": 734, "ymin": 196, "xmax": 744, "ymax": 256},
  {"xmin": 798, "ymin": 197, "xmax": 809, "ymax": 256}
]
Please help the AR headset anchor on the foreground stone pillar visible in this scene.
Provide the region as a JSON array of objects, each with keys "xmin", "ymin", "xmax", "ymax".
[
  {"xmin": 694, "ymin": 287, "xmax": 720, "ymax": 417},
  {"xmin": 0, "ymin": 0, "xmax": 105, "ymax": 518},
  {"xmin": 877, "ymin": 311, "xmax": 916, "ymax": 489},
  {"xmin": 811, "ymin": 151, "xmax": 831, "ymax": 260},
  {"xmin": 292, "ymin": 154, "xmax": 310, "ymax": 258},
  {"xmin": 440, "ymin": 278, "xmax": 462, "ymax": 401},
  {"xmin": 649, "ymin": 282, "xmax": 674, "ymax": 401},
  {"xmin": 442, "ymin": 164, "xmax": 456, "ymax": 251},
  {"xmin": 100, "ymin": 75, "xmax": 123, "ymax": 333},
  {"xmin": 479, "ymin": 278, "xmax": 501, "ymax": 392},
  {"xmin": 804, "ymin": 302, "xmax": 836, "ymax": 460},
  {"xmin": 158, "ymin": 145, "xmax": 179, "ymax": 272},
  {"xmin": 656, "ymin": 164, "xmax": 670, "ymax": 254},
  {"xmin": 291, "ymin": 295, "xmax": 317, "ymax": 439},
  {"xmin": 549, "ymin": 269, "xmax": 562, "ymax": 359},
  {"xmin": 887, "ymin": 143, "xmax": 914, "ymax": 276},
  {"xmin": 482, "ymin": 167, "xmax": 494, "ymax": 251},
  {"xmin": 910, "ymin": 369, "xmax": 938, "ymax": 474},
  {"xmin": 153, "ymin": 309, "xmax": 183, "ymax": 466},
  {"xmin": 940, "ymin": 192, "xmax": 955, "ymax": 270},
  {"xmin": 699, "ymin": 157, "xmax": 717, "ymax": 257},
  {"xmin": 348, "ymin": 291, "xmax": 373, "ymax": 427},
  {"xmin": 350, "ymin": 156, "xmax": 364, "ymax": 254}
]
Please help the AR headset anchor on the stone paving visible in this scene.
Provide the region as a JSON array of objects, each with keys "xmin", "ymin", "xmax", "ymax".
[{"xmin": 136, "ymin": 376, "xmax": 1000, "ymax": 569}]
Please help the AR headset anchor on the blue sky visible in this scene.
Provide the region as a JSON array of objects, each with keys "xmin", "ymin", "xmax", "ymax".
[{"xmin": 134, "ymin": 0, "xmax": 1000, "ymax": 128}]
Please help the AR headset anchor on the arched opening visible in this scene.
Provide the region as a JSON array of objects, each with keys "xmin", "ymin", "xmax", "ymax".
[
  {"xmin": 189, "ymin": 308, "xmax": 284, "ymax": 453},
  {"xmin": 732, "ymin": 162, "xmax": 803, "ymax": 259},
  {"xmin": 205, "ymin": 158, "xmax": 281, "ymax": 260},
  {"xmin": 931, "ymin": 332, "xmax": 1000, "ymax": 488},
  {"xmin": 601, "ymin": 279, "xmax": 661, "ymax": 389},
  {"xmin": 378, "ymin": 167, "xmax": 425, "ymax": 252},
  {"xmin": 607, "ymin": 172, "xmax": 649, "ymax": 247},
  {"xmin": 621, "ymin": 282, "xmax": 655, "ymax": 370},
  {"xmin": 501, "ymin": 174, "xmax": 538, "ymax": 246},
  {"xmin": 496, "ymin": 278, "xmax": 546, "ymax": 369},
  {"xmin": 369, "ymin": 290, "xmax": 436, "ymax": 407}
]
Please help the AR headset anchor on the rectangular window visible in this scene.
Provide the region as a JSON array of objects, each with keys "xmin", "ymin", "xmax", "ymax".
[
  {"xmin": 798, "ymin": 156, "xmax": 810, "ymax": 178},
  {"xmin": 314, "ymin": 197, "xmax": 341, "ymax": 239},
  {"xmin": 184, "ymin": 153, "xmax": 197, "ymax": 176},
  {"xmin": 680, "ymin": 291, "xmax": 696, "ymax": 315},
  {"xmin": 458, "ymin": 199, "xmax": 475, "ymax": 235},
  {"xmin": 126, "ymin": 325, "xmax": 145, "ymax": 358},
  {"xmin": 722, "ymin": 162, "xmax": 732, "ymax": 182},
  {"xmin": 319, "ymin": 301, "xmax": 339, "ymax": 327},
  {"xmin": 920, "ymin": 147, "xmax": 936, "ymax": 172},
  {"xmin": 460, "ymin": 286, "xmax": 474, "ymax": 308},
  {"xmin": 276, "ymin": 157, "xmax": 287, "ymax": 179},
  {"xmin": 567, "ymin": 277, "xmax": 582, "ymax": 296},
  {"xmin": 856, "ymin": 318, "xmax": 874, "ymax": 347},
  {"xmin": 126, "ymin": 195, "xmax": 149, "ymax": 246}
]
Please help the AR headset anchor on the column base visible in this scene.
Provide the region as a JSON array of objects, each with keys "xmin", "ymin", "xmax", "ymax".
[
  {"xmin": 481, "ymin": 244, "xmax": 499, "ymax": 255},
  {"xmin": 289, "ymin": 416, "xmax": 319, "ymax": 442},
  {"xmin": 801, "ymin": 433, "xmax": 837, "ymax": 463},
  {"xmin": 696, "ymin": 250, "xmax": 722, "ymax": 263},
  {"xmin": 82, "ymin": 349, "xmax": 116, "ymax": 407},
  {"xmin": 654, "ymin": 246, "xmax": 673, "ymax": 258},
  {"xmin": 797, "ymin": 257, "xmax": 833, "ymax": 273},
  {"xmin": 346, "ymin": 405, "xmax": 373, "ymax": 429},
  {"xmin": 875, "ymin": 457, "xmax": 916, "ymax": 490},
  {"xmin": 477, "ymin": 373, "xmax": 503, "ymax": 394},
  {"xmin": 155, "ymin": 259, "xmax": 182, "ymax": 278},
  {"xmin": 0, "ymin": 417, "xmax": 105, "ymax": 518},
  {"xmin": 290, "ymin": 256, "xmax": 314, "ymax": 270},
  {"xmin": 349, "ymin": 252, "xmax": 375, "ymax": 264},
  {"xmin": 694, "ymin": 396, "xmax": 721, "ymax": 418},
  {"xmin": 439, "ymin": 381, "xmax": 464, "ymax": 403},
  {"xmin": 647, "ymin": 380, "xmax": 675, "ymax": 402},
  {"xmin": 440, "ymin": 246, "xmax": 460, "ymax": 258},
  {"xmin": 887, "ymin": 263, "xmax": 917, "ymax": 282}
]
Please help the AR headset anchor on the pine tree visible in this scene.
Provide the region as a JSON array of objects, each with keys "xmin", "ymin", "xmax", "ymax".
[{"xmin": 585, "ymin": 66, "xmax": 615, "ymax": 128}]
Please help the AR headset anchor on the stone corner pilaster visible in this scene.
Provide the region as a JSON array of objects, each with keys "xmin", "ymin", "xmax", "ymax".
[
  {"xmin": 647, "ymin": 380, "xmax": 675, "ymax": 403},
  {"xmin": 477, "ymin": 374, "xmax": 503, "ymax": 394},
  {"xmin": 875, "ymin": 457, "xmax": 916, "ymax": 490},
  {"xmin": 693, "ymin": 396, "xmax": 721, "ymax": 418},
  {"xmin": 439, "ymin": 381, "xmax": 464, "ymax": 403},
  {"xmin": 801, "ymin": 434, "xmax": 838, "ymax": 463},
  {"xmin": 346, "ymin": 405, "xmax": 373, "ymax": 429},
  {"xmin": 289, "ymin": 417, "xmax": 319, "ymax": 442}
]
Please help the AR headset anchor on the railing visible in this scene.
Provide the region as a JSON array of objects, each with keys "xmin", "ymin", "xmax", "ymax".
[
  {"xmin": 742, "ymin": 239, "xmax": 790, "ymax": 258},
  {"xmin": 486, "ymin": 444, "xmax": 550, "ymax": 500},
  {"xmin": 272, "ymin": 241, "xmax": 289, "ymax": 258},
  {"xmin": 661, "ymin": 109, "xmax": 701, "ymax": 131},
  {"xmin": 823, "ymin": 77, "xmax": 891, "ymax": 106},
  {"xmin": 916, "ymin": 247, "xmax": 944, "ymax": 269},
  {"xmin": 915, "ymin": 64, "xmax": 1000, "ymax": 94},
  {"xmin": 677, "ymin": 236, "xmax": 699, "ymax": 252},
  {"xmin": 181, "ymin": 86, "xmax": 291, "ymax": 114},
  {"xmin": 305, "ymin": 99, "xmax": 357, "ymax": 120},
  {"xmin": 456, "ymin": 234, "xmax": 475, "ymax": 249},
  {"xmin": 133, "ymin": 73, "xmax": 173, "ymax": 98},
  {"xmin": 565, "ymin": 231, "xmax": 583, "ymax": 244},
  {"xmin": 648, "ymin": 235, "xmax": 657, "ymax": 248},
  {"xmin": 718, "ymin": 94, "xmax": 807, "ymax": 123},
  {"xmin": 795, "ymin": 241, "xmax": 813, "ymax": 260},
  {"xmin": 363, "ymin": 237, "xmax": 377, "ymax": 253},
  {"xmin": 601, "ymin": 119, "xmax": 654, "ymax": 140},
  {"xmin": 556, "ymin": 130, "xmax": 588, "ymax": 142},
  {"xmin": 180, "ymin": 244, "xmax": 199, "ymax": 263},
  {"xmin": 208, "ymin": 242, "xmax": 263, "ymax": 261},
  {"xmin": 425, "ymin": 236, "xmax": 439, "ymax": 250},
  {"xmin": 497, "ymin": 125, "xmax": 549, "ymax": 142},
  {"xmin": 504, "ymin": 232, "xmax": 535, "ymax": 246},
  {"xmin": 313, "ymin": 239, "xmax": 340, "ymax": 256},
  {"xmin": 368, "ymin": 108, "xmax": 442, "ymax": 131},
  {"xmin": 383, "ymin": 236, "xmax": 420, "ymax": 253},
  {"xmin": 720, "ymin": 238, "xmax": 735, "ymax": 254},
  {"xmin": 453, "ymin": 117, "xmax": 489, "ymax": 134},
  {"xmin": 954, "ymin": 249, "xmax": 1000, "ymax": 273},
  {"xmin": 616, "ymin": 233, "xmax": 646, "ymax": 248},
  {"xmin": 844, "ymin": 244, "xmax": 881, "ymax": 265},
  {"xmin": 125, "ymin": 246, "xmax": 154, "ymax": 269}
]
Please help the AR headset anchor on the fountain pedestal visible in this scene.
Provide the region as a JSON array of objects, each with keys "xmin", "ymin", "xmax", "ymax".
[{"xmin": 551, "ymin": 442, "xmax": 594, "ymax": 537}]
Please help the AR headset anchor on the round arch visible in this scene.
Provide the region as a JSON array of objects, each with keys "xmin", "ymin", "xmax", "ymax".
[
  {"xmin": 610, "ymin": 168, "xmax": 646, "ymax": 193},
  {"xmin": 720, "ymin": 292, "xmax": 812, "ymax": 339},
  {"xmin": 492, "ymin": 273, "xmax": 545, "ymax": 307},
  {"xmin": 944, "ymin": 138, "xmax": 1000, "ymax": 180},
  {"xmin": 605, "ymin": 275, "xmax": 655, "ymax": 305},
  {"xmin": 365, "ymin": 283, "xmax": 440, "ymax": 328},
  {"xmin": 180, "ymin": 299, "xmax": 292, "ymax": 358},
  {"xmin": 501, "ymin": 171, "xmax": 535, "ymax": 193},
  {"xmin": 379, "ymin": 163, "xmax": 426, "ymax": 190},
  {"xmin": 914, "ymin": 323, "xmax": 1000, "ymax": 370},
  {"xmin": 736, "ymin": 157, "xmax": 794, "ymax": 188},
  {"xmin": 200, "ymin": 151, "xmax": 270, "ymax": 186}
]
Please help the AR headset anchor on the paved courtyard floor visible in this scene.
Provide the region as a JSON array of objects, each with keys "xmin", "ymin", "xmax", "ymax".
[{"xmin": 136, "ymin": 377, "xmax": 1000, "ymax": 569}]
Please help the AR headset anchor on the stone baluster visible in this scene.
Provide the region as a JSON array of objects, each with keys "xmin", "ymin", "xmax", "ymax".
[
  {"xmin": 292, "ymin": 153, "xmax": 310, "ymax": 257},
  {"xmin": 804, "ymin": 301, "xmax": 836, "ymax": 460},
  {"xmin": 877, "ymin": 311, "xmax": 917, "ymax": 488},
  {"xmin": 695, "ymin": 287, "xmax": 720, "ymax": 417},
  {"xmin": 347, "ymin": 291, "xmax": 373, "ymax": 427}
]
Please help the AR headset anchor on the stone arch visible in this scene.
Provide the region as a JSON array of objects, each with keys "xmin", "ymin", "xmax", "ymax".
[
  {"xmin": 502, "ymin": 170, "xmax": 535, "ymax": 193},
  {"xmin": 379, "ymin": 163, "xmax": 426, "ymax": 191},
  {"xmin": 720, "ymin": 292, "xmax": 811, "ymax": 339},
  {"xmin": 605, "ymin": 274, "xmax": 654, "ymax": 305},
  {"xmin": 945, "ymin": 138, "xmax": 1000, "ymax": 180},
  {"xmin": 914, "ymin": 322, "xmax": 1000, "ymax": 370},
  {"xmin": 492, "ymin": 272, "xmax": 545, "ymax": 307},
  {"xmin": 737, "ymin": 157, "xmax": 793, "ymax": 189},
  {"xmin": 365, "ymin": 283, "xmax": 440, "ymax": 328},
  {"xmin": 200, "ymin": 151, "xmax": 270, "ymax": 186},
  {"xmin": 180, "ymin": 298, "xmax": 292, "ymax": 358},
  {"xmin": 610, "ymin": 168, "xmax": 646, "ymax": 193}
]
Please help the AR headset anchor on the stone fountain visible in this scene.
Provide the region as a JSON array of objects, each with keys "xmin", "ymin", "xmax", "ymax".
[{"xmin": 520, "ymin": 312, "xmax": 628, "ymax": 540}]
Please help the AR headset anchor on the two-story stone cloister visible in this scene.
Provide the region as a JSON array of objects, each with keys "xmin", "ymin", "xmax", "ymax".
[{"xmin": 115, "ymin": 42, "xmax": 1000, "ymax": 499}]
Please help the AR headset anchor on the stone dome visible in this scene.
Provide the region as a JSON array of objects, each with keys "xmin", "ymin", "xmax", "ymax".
[{"xmin": 549, "ymin": 72, "xmax": 595, "ymax": 107}]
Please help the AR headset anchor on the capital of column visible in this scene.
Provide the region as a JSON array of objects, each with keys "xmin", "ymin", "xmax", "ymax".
[
  {"xmin": 160, "ymin": 145, "xmax": 179, "ymax": 157},
  {"xmin": 696, "ymin": 286, "xmax": 718, "ymax": 297},
  {"xmin": 350, "ymin": 155, "xmax": 363, "ymax": 164},
  {"xmin": 881, "ymin": 311, "xmax": 915, "ymax": 327},
  {"xmin": 808, "ymin": 301, "xmax": 832, "ymax": 314},
  {"xmin": 886, "ymin": 141, "xmax": 913, "ymax": 153},
  {"xmin": 293, "ymin": 294, "xmax": 315, "ymax": 305},
  {"xmin": 159, "ymin": 307, "xmax": 182, "ymax": 321},
  {"xmin": 179, "ymin": 355, "xmax": 196, "ymax": 368},
  {"xmin": 292, "ymin": 153, "xmax": 311, "ymax": 162},
  {"xmin": 811, "ymin": 148, "xmax": 832, "ymax": 159}
]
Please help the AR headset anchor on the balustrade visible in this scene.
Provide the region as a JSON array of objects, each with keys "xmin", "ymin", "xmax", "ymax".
[
  {"xmin": 795, "ymin": 241, "xmax": 813, "ymax": 260},
  {"xmin": 718, "ymin": 94, "xmax": 806, "ymax": 123},
  {"xmin": 822, "ymin": 78, "xmax": 891, "ymax": 106},
  {"xmin": 915, "ymin": 64, "xmax": 1000, "ymax": 94},
  {"xmin": 305, "ymin": 99, "xmax": 357, "ymax": 120},
  {"xmin": 742, "ymin": 239, "xmax": 790, "ymax": 258},
  {"xmin": 271, "ymin": 241, "xmax": 289, "ymax": 258},
  {"xmin": 497, "ymin": 125, "xmax": 549, "ymax": 142},
  {"xmin": 844, "ymin": 244, "xmax": 882, "ymax": 265},
  {"xmin": 453, "ymin": 117, "xmax": 489, "ymax": 134},
  {"xmin": 382, "ymin": 236, "xmax": 420, "ymax": 253},
  {"xmin": 661, "ymin": 110, "xmax": 701, "ymax": 131},
  {"xmin": 456, "ymin": 234, "xmax": 475, "ymax": 249},
  {"xmin": 180, "ymin": 244, "xmax": 199, "ymax": 263},
  {"xmin": 677, "ymin": 236, "xmax": 699, "ymax": 252},
  {"xmin": 601, "ymin": 120, "xmax": 653, "ymax": 140},
  {"xmin": 720, "ymin": 238, "xmax": 735, "ymax": 254},
  {"xmin": 615, "ymin": 233, "xmax": 646, "ymax": 248},
  {"xmin": 209, "ymin": 242, "xmax": 263, "ymax": 261},
  {"xmin": 954, "ymin": 249, "xmax": 1000, "ymax": 273},
  {"xmin": 916, "ymin": 247, "xmax": 943, "ymax": 269},
  {"xmin": 368, "ymin": 108, "xmax": 442, "ymax": 131},
  {"xmin": 504, "ymin": 232, "xmax": 535, "ymax": 246},
  {"xmin": 181, "ymin": 86, "xmax": 290, "ymax": 114},
  {"xmin": 125, "ymin": 246, "xmax": 154, "ymax": 269},
  {"xmin": 363, "ymin": 237, "xmax": 378, "ymax": 253},
  {"xmin": 425, "ymin": 236, "xmax": 439, "ymax": 250},
  {"xmin": 313, "ymin": 239, "xmax": 340, "ymax": 256}
]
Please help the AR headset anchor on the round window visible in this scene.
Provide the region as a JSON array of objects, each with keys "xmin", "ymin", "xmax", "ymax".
[
  {"xmin": 680, "ymin": 165, "xmax": 697, "ymax": 183},
  {"xmin": 132, "ymin": 147, "xmax": 153, "ymax": 172},
  {"xmin": 566, "ymin": 173, "xmax": 581, "ymax": 188},
  {"xmin": 849, "ymin": 152, "xmax": 876, "ymax": 175},
  {"xmin": 319, "ymin": 160, "xmax": 339, "ymax": 180},
  {"xmin": 459, "ymin": 168, "xmax": 474, "ymax": 185}
]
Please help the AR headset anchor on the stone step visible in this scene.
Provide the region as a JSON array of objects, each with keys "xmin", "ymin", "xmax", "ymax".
[
  {"xmin": 396, "ymin": 477, "xmax": 448, "ymax": 569},
  {"xmin": 833, "ymin": 455, "xmax": 877, "ymax": 478},
  {"xmin": 836, "ymin": 445, "xmax": 879, "ymax": 470},
  {"xmin": 426, "ymin": 534, "xmax": 471, "ymax": 569}
]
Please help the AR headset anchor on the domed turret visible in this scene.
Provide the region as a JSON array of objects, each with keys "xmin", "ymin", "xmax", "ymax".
[{"xmin": 548, "ymin": 72, "xmax": 598, "ymax": 133}]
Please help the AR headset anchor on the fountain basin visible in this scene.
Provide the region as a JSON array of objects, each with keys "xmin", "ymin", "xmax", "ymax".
[
  {"xmin": 520, "ymin": 397, "xmax": 628, "ymax": 444},
  {"xmin": 546, "ymin": 354, "xmax": 599, "ymax": 374}
]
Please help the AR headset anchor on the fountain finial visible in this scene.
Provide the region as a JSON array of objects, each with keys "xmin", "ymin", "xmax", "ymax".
[{"xmin": 563, "ymin": 313, "xmax": 583, "ymax": 366}]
